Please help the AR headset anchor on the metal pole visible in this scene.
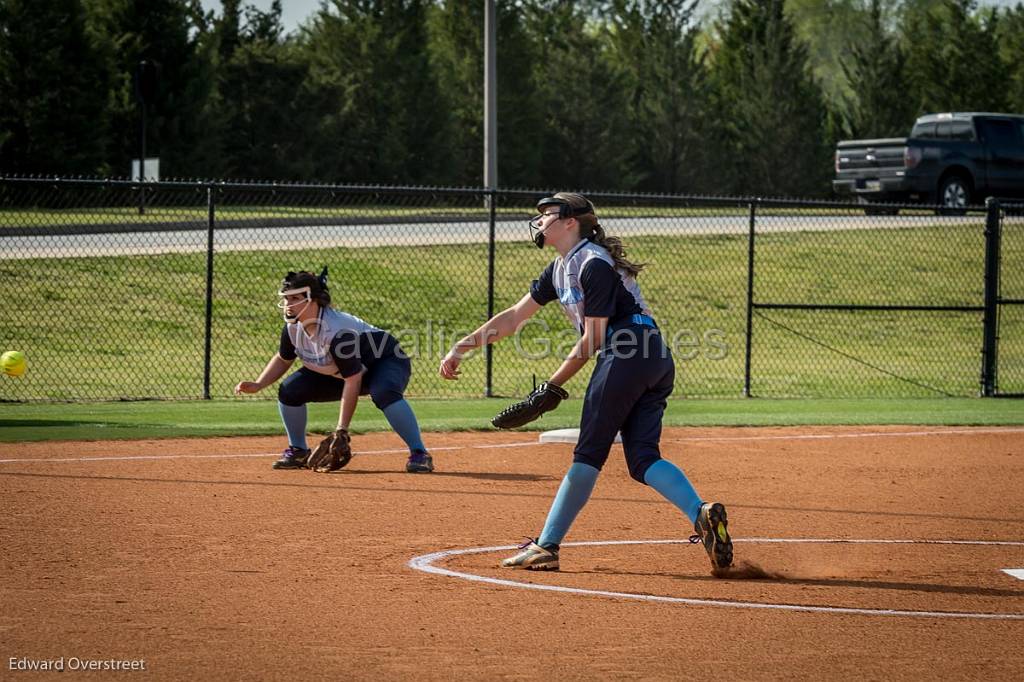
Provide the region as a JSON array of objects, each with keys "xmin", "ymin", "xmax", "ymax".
[
  {"xmin": 743, "ymin": 200, "xmax": 758, "ymax": 397},
  {"xmin": 482, "ymin": 1, "xmax": 498, "ymax": 398},
  {"xmin": 485, "ymin": 188, "xmax": 497, "ymax": 397},
  {"xmin": 203, "ymin": 185, "xmax": 216, "ymax": 399},
  {"xmin": 980, "ymin": 197, "xmax": 1001, "ymax": 396},
  {"xmin": 136, "ymin": 60, "xmax": 148, "ymax": 215},
  {"xmin": 484, "ymin": 0, "xmax": 498, "ymax": 191},
  {"xmin": 138, "ymin": 100, "xmax": 146, "ymax": 215}
]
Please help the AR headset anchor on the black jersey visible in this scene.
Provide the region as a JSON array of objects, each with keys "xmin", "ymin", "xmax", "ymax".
[{"xmin": 529, "ymin": 239, "xmax": 652, "ymax": 332}]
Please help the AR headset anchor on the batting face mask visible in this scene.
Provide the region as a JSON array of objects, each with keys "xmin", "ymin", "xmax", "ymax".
[{"xmin": 277, "ymin": 286, "xmax": 312, "ymax": 322}]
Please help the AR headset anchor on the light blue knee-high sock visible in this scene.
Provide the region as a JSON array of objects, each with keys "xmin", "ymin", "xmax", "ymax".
[
  {"xmin": 643, "ymin": 459, "xmax": 703, "ymax": 523},
  {"xmin": 382, "ymin": 399, "xmax": 426, "ymax": 453},
  {"xmin": 278, "ymin": 402, "xmax": 308, "ymax": 450},
  {"xmin": 538, "ymin": 462, "xmax": 601, "ymax": 547}
]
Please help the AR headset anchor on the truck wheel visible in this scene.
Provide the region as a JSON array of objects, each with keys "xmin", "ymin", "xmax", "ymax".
[{"xmin": 937, "ymin": 175, "xmax": 971, "ymax": 215}]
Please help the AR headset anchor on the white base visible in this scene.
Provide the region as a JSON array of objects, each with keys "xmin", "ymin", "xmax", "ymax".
[{"xmin": 539, "ymin": 428, "xmax": 621, "ymax": 444}]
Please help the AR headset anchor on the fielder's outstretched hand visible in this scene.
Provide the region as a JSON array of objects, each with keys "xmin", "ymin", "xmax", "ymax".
[
  {"xmin": 491, "ymin": 382, "xmax": 569, "ymax": 429},
  {"xmin": 439, "ymin": 350, "xmax": 462, "ymax": 379},
  {"xmin": 308, "ymin": 428, "xmax": 352, "ymax": 472}
]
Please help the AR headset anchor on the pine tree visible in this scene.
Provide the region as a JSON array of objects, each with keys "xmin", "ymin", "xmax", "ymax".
[
  {"xmin": 607, "ymin": 0, "xmax": 711, "ymax": 193},
  {"xmin": 426, "ymin": 1, "xmax": 544, "ymax": 186},
  {"xmin": 301, "ymin": 0, "xmax": 454, "ymax": 184},
  {"xmin": 839, "ymin": 0, "xmax": 913, "ymax": 138},
  {"xmin": 211, "ymin": 1, "xmax": 314, "ymax": 179},
  {"xmin": 215, "ymin": 0, "xmax": 243, "ymax": 64},
  {"xmin": 708, "ymin": 0, "xmax": 832, "ymax": 196},
  {"xmin": 996, "ymin": 4, "xmax": 1024, "ymax": 114},
  {"xmin": 521, "ymin": 0, "xmax": 635, "ymax": 191},
  {"xmin": 784, "ymin": 0, "xmax": 899, "ymax": 113},
  {"xmin": 87, "ymin": 0, "xmax": 218, "ymax": 178},
  {"xmin": 425, "ymin": 2, "xmax": 486, "ymax": 185},
  {"xmin": 0, "ymin": 0, "xmax": 111, "ymax": 174},
  {"xmin": 901, "ymin": 0, "xmax": 1008, "ymax": 115}
]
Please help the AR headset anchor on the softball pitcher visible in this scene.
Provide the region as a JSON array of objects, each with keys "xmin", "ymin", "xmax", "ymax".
[
  {"xmin": 235, "ymin": 268, "xmax": 433, "ymax": 473},
  {"xmin": 439, "ymin": 193, "xmax": 732, "ymax": 573}
]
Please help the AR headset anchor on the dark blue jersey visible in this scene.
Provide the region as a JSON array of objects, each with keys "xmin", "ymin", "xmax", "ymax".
[{"xmin": 530, "ymin": 239, "xmax": 651, "ymax": 332}]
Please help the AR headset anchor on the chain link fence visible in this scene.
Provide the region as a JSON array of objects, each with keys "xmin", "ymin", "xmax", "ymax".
[
  {"xmin": 998, "ymin": 201, "xmax": 1024, "ymax": 396},
  {"xmin": 0, "ymin": 177, "xmax": 1018, "ymax": 401},
  {"xmin": 748, "ymin": 200, "xmax": 993, "ymax": 397}
]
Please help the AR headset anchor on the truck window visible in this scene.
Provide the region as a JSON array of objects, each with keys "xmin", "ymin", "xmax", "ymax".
[
  {"xmin": 950, "ymin": 120, "xmax": 973, "ymax": 140},
  {"xmin": 911, "ymin": 121, "xmax": 936, "ymax": 138},
  {"xmin": 979, "ymin": 119, "xmax": 1022, "ymax": 148},
  {"xmin": 936, "ymin": 121, "xmax": 952, "ymax": 138}
]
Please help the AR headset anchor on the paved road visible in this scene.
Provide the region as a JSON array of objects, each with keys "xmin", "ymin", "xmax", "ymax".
[{"xmin": 0, "ymin": 214, "xmax": 984, "ymax": 260}]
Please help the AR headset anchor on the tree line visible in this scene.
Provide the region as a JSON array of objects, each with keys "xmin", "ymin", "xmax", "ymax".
[{"xmin": 1, "ymin": 0, "xmax": 1022, "ymax": 198}]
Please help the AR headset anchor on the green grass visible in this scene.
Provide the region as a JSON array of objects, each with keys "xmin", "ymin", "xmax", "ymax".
[
  {"xmin": 2, "ymin": 218, "xmax": 1021, "ymax": 401},
  {"xmin": 1, "ymin": 397, "xmax": 1021, "ymax": 443}
]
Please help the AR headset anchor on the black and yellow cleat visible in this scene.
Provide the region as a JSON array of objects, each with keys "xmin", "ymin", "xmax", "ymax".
[
  {"xmin": 500, "ymin": 539, "xmax": 560, "ymax": 571},
  {"xmin": 272, "ymin": 446, "xmax": 310, "ymax": 470},
  {"xmin": 692, "ymin": 502, "xmax": 733, "ymax": 571}
]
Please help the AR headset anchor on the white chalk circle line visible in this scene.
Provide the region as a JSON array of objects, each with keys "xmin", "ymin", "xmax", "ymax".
[{"xmin": 408, "ymin": 538, "xmax": 1024, "ymax": 620}]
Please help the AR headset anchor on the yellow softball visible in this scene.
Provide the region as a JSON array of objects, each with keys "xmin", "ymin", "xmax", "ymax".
[{"xmin": 1, "ymin": 350, "xmax": 27, "ymax": 377}]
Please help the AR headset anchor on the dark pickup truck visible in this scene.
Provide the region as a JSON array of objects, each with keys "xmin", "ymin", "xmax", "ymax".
[{"xmin": 833, "ymin": 112, "xmax": 1024, "ymax": 212}]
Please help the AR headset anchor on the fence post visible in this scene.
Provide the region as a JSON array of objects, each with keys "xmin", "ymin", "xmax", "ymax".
[
  {"xmin": 743, "ymin": 199, "xmax": 758, "ymax": 397},
  {"xmin": 203, "ymin": 184, "xmax": 216, "ymax": 400},
  {"xmin": 980, "ymin": 197, "xmax": 1002, "ymax": 397},
  {"xmin": 485, "ymin": 189, "xmax": 497, "ymax": 397}
]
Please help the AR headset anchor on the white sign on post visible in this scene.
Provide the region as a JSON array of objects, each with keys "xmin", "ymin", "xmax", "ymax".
[{"xmin": 131, "ymin": 158, "xmax": 160, "ymax": 181}]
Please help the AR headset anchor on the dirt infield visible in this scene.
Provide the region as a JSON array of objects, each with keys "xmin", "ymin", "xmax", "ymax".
[{"xmin": 1, "ymin": 426, "xmax": 1023, "ymax": 680}]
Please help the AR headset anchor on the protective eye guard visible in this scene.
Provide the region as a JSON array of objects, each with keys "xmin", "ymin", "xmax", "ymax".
[
  {"xmin": 529, "ymin": 211, "xmax": 563, "ymax": 229},
  {"xmin": 277, "ymin": 286, "xmax": 311, "ymax": 308}
]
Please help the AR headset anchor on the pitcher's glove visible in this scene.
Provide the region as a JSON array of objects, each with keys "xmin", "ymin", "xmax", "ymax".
[
  {"xmin": 308, "ymin": 428, "xmax": 352, "ymax": 472},
  {"xmin": 491, "ymin": 382, "xmax": 569, "ymax": 429}
]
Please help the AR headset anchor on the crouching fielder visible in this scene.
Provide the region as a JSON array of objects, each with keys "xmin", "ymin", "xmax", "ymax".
[
  {"xmin": 235, "ymin": 268, "xmax": 433, "ymax": 474},
  {"xmin": 439, "ymin": 193, "xmax": 732, "ymax": 573}
]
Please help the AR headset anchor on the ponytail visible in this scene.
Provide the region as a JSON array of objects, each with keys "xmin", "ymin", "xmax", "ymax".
[{"xmin": 580, "ymin": 216, "xmax": 645, "ymax": 278}]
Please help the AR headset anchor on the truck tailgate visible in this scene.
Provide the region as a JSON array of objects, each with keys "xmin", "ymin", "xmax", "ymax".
[{"xmin": 836, "ymin": 138, "xmax": 906, "ymax": 172}]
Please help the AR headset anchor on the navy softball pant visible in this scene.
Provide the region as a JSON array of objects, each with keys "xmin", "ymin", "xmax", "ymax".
[
  {"xmin": 573, "ymin": 327, "xmax": 675, "ymax": 483},
  {"xmin": 277, "ymin": 356, "xmax": 411, "ymax": 411}
]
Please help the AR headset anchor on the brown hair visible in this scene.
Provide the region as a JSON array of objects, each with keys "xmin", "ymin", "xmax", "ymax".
[{"xmin": 555, "ymin": 193, "xmax": 645, "ymax": 278}]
